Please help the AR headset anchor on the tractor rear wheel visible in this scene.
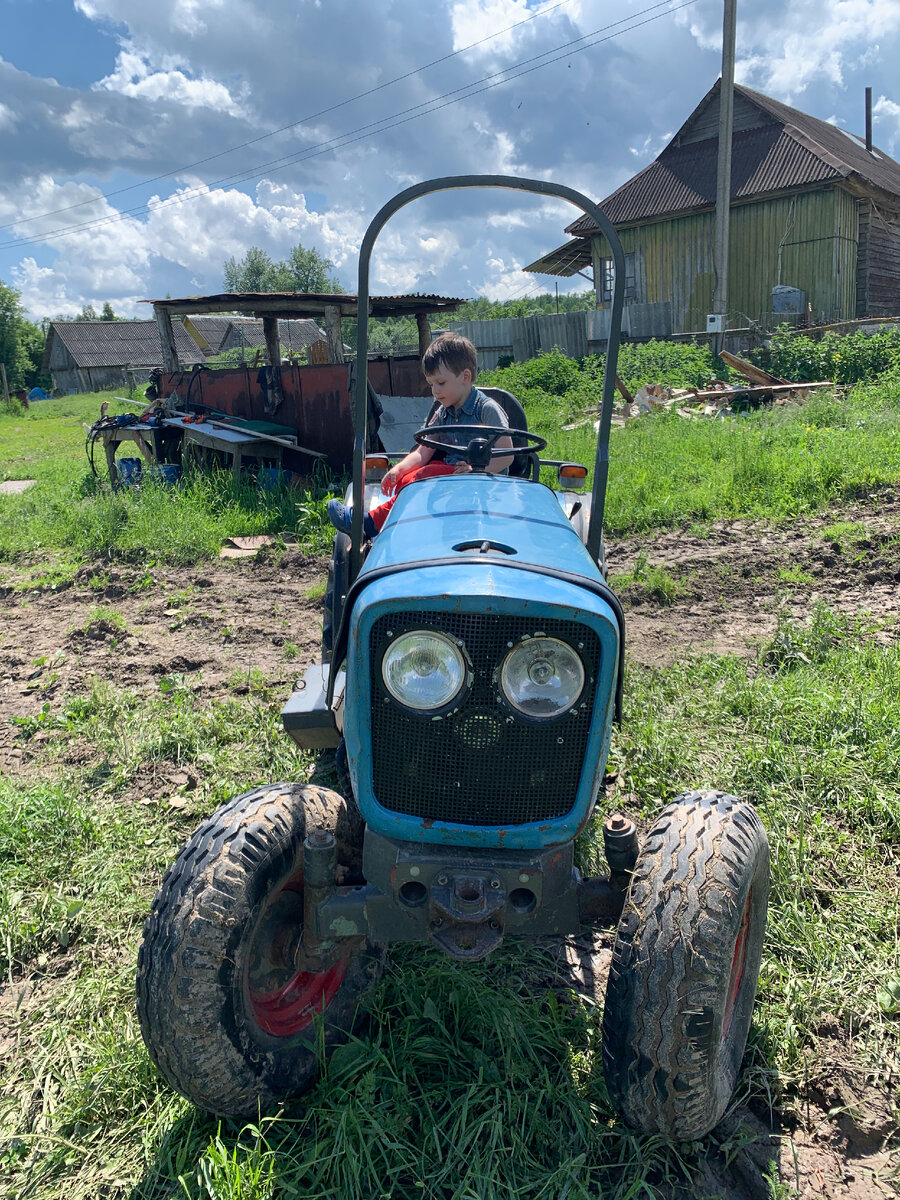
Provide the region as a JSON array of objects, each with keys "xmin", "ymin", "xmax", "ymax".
[
  {"xmin": 601, "ymin": 789, "xmax": 769, "ymax": 1141},
  {"xmin": 137, "ymin": 783, "xmax": 382, "ymax": 1117}
]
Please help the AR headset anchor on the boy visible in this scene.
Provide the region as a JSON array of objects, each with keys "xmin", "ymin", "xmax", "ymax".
[{"xmin": 327, "ymin": 333, "xmax": 513, "ymax": 538}]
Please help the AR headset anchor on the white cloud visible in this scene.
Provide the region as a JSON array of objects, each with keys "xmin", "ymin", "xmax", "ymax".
[
  {"xmin": 96, "ymin": 47, "xmax": 246, "ymax": 116},
  {"xmin": 680, "ymin": 0, "xmax": 900, "ymax": 103},
  {"xmin": 0, "ymin": 102, "xmax": 16, "ymax": 131},
  {"xmin": 874, "ymin": 95, "xmax": 900, "ymax": 153}
]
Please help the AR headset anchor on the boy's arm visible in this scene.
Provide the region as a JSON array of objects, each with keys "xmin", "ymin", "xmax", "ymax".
[{"xmin": 382, "ymin": 441, "xmax": 435, "ymax": 494}]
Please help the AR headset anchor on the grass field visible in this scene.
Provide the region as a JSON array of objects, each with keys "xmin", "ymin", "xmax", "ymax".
[{"xmin": 1, "ymin": 379, "xmax": 899, "ymax": 1198}]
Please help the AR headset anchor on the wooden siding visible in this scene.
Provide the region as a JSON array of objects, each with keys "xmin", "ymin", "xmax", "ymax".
[
  {"xmin": 591, "ymin": 186, "xmax": 858, "ymax": 333},
  {"xmin": 856, "ymin": 199, "xmax": 900, "ymax": 317}
]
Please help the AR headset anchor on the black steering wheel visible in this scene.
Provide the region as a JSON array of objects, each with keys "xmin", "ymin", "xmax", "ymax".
[{"xmin": 414, "ymin": 424, "xmax": 547, "ymax": 473}]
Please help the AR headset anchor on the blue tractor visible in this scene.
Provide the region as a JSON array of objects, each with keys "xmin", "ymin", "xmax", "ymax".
[{"xmin": 137, "ymin": 177, "xmax": 769, "ymax": 1140}]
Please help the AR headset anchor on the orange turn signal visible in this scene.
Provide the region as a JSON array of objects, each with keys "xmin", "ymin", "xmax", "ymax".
[
  {"xmin": 365, "ymin": 455, "xmax": 390, "ymax": 471},
  {"xmin": 557, "ymin": 463, "xmax": 588, "ymax": 484}
]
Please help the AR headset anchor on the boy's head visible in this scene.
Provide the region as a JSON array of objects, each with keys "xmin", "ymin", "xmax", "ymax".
[{"xmin": 422, "ymin": 333, "xmax": 478, "ymax": 409}]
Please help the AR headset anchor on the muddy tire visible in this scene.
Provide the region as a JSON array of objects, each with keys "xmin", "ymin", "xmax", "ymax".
[
  {"xmin": 137, "ymin": 783, "xmax": 383, "ymax": 1117},
  {"xmin": 601, "ymin": 789, "xmax": 769, "ymax": 1141},
  {"xmin": 322, "ymin": 532, "xmax": 350, "ymax": 664}
]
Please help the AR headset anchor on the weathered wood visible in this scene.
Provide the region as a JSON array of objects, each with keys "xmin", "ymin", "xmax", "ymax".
[
  {"xmin": 209, "ymin": 421, "xmax": 327, "ymax": 459},
  {"xmin": 0, "ymin": 362, "xmax": 9, "ymax": 406},
  {"xmin": 615, "ymin": 374, "xmax": 635, "ymax": 404},
  {"xmin": 689, "ymin": 380, "xmax": 833, "ymax": 400},
  {"xmin": 262, "ymin": 316, "xmax": 281, "ymax": 368},
  {"xmin": 154, "ymin": 305, "xmax": 181, "ymax": 373},
  {"xmin": 718, "ymin": 350, "xmax": 789, "ymax": 386},
  {"xmin": 262, "ymin": 316, "xmax": 284, "ymax": 412},
  {"xmin": 324, "ymin": 306, "xmax": 344, "ymax": 364},
  {"xmin": 416, "ymin": 312, "xmax": 431, "ymax": 360}
]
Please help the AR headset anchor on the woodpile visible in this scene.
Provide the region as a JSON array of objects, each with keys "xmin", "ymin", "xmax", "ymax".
[{"xmin": 568, "ymin": 353, "xmax": 834, "ymax": 427}]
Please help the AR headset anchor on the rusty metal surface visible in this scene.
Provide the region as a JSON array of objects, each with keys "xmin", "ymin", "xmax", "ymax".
[{"xmin": 159, "ymin": 355, "xmax": 429, "ymax": 470}]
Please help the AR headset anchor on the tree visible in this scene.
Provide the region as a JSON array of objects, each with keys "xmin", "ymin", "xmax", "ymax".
[
  {"xmin": 223, "ymin": 242, "xmax": 342, "ymax": 294},
  {"xmin": 0, "ymin": 278, "xmax": 48, "ymax": 391},
  {"xmin": 78, "ymin": 303, "xmax": 97, "ymax": 321},
  {"xmin": 100, "ymin": 301, "xmax": 117, "ymax": 321},
  {"xmin": 223, "ymin": 247, "xmax": 275, "ymax": 293}
]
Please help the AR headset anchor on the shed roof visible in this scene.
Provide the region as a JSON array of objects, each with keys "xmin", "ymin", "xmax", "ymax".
[
  {"xmin": 186, "ymin": 315, "xmax": 325, "ymax": 355},
  {"xmin": 144, "ymin": 291, "xmax": 465, "ymax": 320},
  {"xmin": 41, "ymin": 320, "xmax": 205, "ymax": 372},
  {"xmin": 563, "ymin": 81, "xmax": 900, "ymax": 238}
]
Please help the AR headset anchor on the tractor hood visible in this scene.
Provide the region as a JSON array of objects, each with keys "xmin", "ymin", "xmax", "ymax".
[{"xmin": 361, "ymin": 474, "xmax": 601, "ymax": 581}]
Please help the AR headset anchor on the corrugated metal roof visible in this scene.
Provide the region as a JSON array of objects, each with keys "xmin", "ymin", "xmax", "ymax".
[
  {"xmin": 145, "ymin": 292, "xmax": 466, "ymax": 319},
  {"xmin": 187, "ymin": 316, "xmax": 325, "ymax": 354},
  {"xmin": 43, "ymin": 320, "xmax": 205, "ymax": 370},
  {"xmin": 565, "ymin": 81, "xmax": 900, "ymax": 237}
]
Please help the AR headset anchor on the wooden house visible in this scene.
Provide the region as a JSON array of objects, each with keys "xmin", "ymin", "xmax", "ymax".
[
  {"xmin": 526, "ymin": 80, "xmax": 900, "ymax": 334},
  {"xmin": 42, "ymin": 320, "xmax": 205, "ymax": 393}
]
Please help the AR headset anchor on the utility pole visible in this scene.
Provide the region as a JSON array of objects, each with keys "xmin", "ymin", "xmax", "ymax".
[{"xmin": 712, "ymin": 0, "xmax": 737, "ymax": 354}]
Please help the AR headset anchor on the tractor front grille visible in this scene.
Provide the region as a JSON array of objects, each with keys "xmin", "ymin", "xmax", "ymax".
[{"xmin": 369, "ymin": 611, "xmax": 600, "ymax": 827}]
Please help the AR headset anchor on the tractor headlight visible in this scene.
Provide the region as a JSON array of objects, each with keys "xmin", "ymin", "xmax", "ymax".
[
  {"xmin": 382, "ymin": 630, "xmax": 468, "ymax": 712},
  {"xmin": 499, "ymin": 636, "xmax": 585, "ymax": 719}
]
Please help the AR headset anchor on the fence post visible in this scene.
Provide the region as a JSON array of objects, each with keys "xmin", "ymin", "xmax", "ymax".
[{"xmin": 0, "ymin": 362, "xmax": 9, "ymax": 407}]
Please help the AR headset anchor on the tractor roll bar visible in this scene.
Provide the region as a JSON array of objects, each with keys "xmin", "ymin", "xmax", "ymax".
[{"xmin": 351, "ymin": 175, "xmax": 625, "ymax": 581}]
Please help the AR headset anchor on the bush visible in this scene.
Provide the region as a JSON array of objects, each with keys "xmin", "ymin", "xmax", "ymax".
[{"xmin": 752, "ymin": 324, "xmax": 900, "ymax": 384}]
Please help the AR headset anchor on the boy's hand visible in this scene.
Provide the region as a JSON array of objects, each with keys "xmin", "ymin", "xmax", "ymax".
[
  {"xmin": 381, "ymin": 466, "xmax": 400, "ymax": 495},
  {"xmin": 453, "ymin": 462, "xmax": 472, "ymax": 474}
]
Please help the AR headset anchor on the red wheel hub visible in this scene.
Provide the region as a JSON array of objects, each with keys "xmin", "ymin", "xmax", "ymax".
[
  {"xmin": 247, "ymin": 878, "xmax": 347, "ymax": 1037},
  {"xmin": 723, "ymin": 890, "xmax": 752, "ymax": 1038},
  {"xmin": 250, "ymin": 959, "xmax": 347, "ymax": 1036}
]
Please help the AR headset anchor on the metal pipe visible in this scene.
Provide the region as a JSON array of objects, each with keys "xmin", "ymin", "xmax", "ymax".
[
  {"xmin": 866, "ymin": 86, "xmax": 873, "ymax": 153},
  {"xmin": 351, "ymin": 175, "xmax": 625, "ymax": 582},
  {"xmin": 712, "ymin": 0, "xmax": 738, "ymax": 344}
]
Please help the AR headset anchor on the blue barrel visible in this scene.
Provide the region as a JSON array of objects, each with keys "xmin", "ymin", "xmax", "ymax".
[
  {"xmin": 117, "ymin": 457, "xmax": 142, "ymax": 487},
  {"xmin": 144, "ymin": 463, "xmax": 182, "ymax": 486},
  {"xmin": 258, "ymin": 467, "xmax": 292, "ymax": 491}
]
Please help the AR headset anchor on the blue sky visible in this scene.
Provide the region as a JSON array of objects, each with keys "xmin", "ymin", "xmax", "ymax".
[{"xmin": 1, "ymin": 0, "xmax": 899, "ymax": 319}]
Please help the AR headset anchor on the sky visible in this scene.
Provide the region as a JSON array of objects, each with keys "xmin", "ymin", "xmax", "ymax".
[{"xmin": 1, "ymin": 0, "xmax": 899, "ymax": 320}]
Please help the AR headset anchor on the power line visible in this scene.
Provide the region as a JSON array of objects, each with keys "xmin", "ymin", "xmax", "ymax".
[
  {"xmin": 0, "ymin": 0, "xmax": 697, "ymax": 254},
  {"xmin": 0, "ymin": 0, "xmax": 575, "ymax": 235}
]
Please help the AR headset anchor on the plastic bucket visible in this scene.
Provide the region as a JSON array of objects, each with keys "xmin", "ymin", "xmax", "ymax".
[
  {"xmin": 144, "ymin": 463, "xmax": 182, "ymax": 486},
  {"xmin": 258, "ymin": 467, "xmax": 292, "ymax": 491},
  {"xmin": 117, "ymin": 457, "xmax": 142, "ymax": 487}
]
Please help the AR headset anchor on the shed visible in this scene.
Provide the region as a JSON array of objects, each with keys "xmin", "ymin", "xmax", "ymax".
[
  {"xmin": 526, "ymin": 80, "xmax": 900, "ymax": 333},
  {"xmin": 184, "ymin": 316, "xmax": 326, "ymax": 359},
  {"xmin": 42, "ymin": 320, "xmax": 205, "ymax": 394}
]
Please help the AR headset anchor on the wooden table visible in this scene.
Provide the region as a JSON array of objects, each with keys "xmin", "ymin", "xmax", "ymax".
[
  {"xmin": 100, "ymin": 422, "xmax": 165, "ymax": 487},
  {"xmin": 164, "ymin": 418, "xmax": 294, "ymax": 481}
]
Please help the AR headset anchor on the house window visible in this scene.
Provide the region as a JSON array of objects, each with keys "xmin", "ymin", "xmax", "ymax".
[{"xmin": 599, "ymin": 253, "xmax": 637, "ymax": 302}]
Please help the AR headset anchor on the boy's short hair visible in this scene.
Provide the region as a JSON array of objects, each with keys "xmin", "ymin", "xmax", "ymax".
[{"xmin": 422, "ymin": 333, "xmax": 478, "ymax": 381}]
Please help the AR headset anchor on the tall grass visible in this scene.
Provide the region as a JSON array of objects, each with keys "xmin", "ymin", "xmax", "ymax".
[
  {"xmin": 4, "ymin": 371, "xmax": 900, "ymax": 566},
  {"xmin": 0, "ymin": 392, "xmax": 334, "ymax": 566}
]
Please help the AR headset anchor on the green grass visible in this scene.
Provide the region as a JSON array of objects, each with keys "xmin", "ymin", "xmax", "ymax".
[
  {"xmin": 1, "ymin": 610, "xmax": 898, "ymax": 1197},
  {"xmin": 0, "ymin": 392, "xmax": 335, "ymax": 568},
  {"xmin": 481, "ymin": 359, "xmax": 900, "ymax": 535},
  {"xmin": 6, "ymin": 375, "xmax": 900, "ymax": 569}
]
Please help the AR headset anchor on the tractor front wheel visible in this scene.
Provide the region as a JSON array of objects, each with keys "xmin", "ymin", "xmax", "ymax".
[
  {"xmin": 137, "ymin": 783, "xmax": 382, "ymax": 1117},
  {"xmin": 601, "ymin": 789, "xmax": 769, "ymax": 1141}
]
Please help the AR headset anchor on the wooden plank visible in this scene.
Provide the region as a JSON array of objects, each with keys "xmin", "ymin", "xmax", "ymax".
[
  {"xmin": 154, "ymin": 305, "xmax": 181, "ymax": 373},
  {"xmin": 416, "ymin": 312, "xmax": 431, "ymax": 360},
  {"xmin": 262, "ymin": 316, "xmax": 284, "ymax": 413},
  {"xmin": 0, "ymin": 362, "xmax": 9, "ymax": 406},
  {"xmin": 718, "ymin": 350, "xmax": 789, "ymax": 386},
  {"xmin": 324, "ymin": 306, "xmax": 344, "ymax": 364}
]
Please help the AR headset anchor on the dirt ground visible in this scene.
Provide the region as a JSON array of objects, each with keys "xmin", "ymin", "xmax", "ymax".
[{"xmin": 2, "ymin": 495, "xmax": 899, "ymax": 1197}]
